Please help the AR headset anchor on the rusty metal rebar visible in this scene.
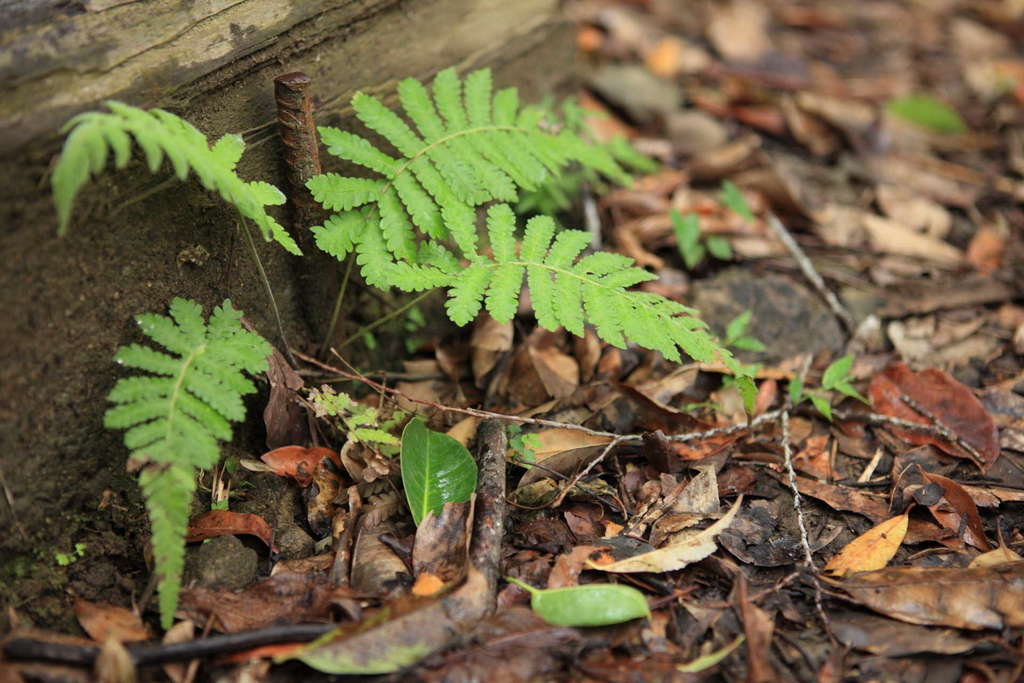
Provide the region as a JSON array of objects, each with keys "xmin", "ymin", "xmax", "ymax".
[{"xmin": 274, "ymin": 71, "xmax": 321, "ymax": 223}]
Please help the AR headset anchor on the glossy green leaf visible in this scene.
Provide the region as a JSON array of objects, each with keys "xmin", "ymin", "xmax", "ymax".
[
  {"xmin": 506, "ymin": 577, "xmax": 650, "ymax": 627},
  {"xmin": 886, "ymin": 94, "xmax": 967, "ymax": 134},
  {"xmin": 401, "ymin": 418, "xmax": 478, "ymax": 526}
]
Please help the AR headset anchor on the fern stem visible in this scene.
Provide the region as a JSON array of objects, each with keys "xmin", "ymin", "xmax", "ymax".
[
  {"xmin": 237, "ymin": 217, "xmax": 297, "ymax": 367},
  {"xmin": 110, "ymin": 176, "xmax": 177, "ymax": 216},
  {"xmin": 319, "ymin": 254, "xmax": 355, "ymax": 359},
  {"xmin": 336, "ymin": 290, "xmax": 434, "ymax": 352}
]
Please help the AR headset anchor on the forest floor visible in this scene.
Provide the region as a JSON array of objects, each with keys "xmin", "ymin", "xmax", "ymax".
[{"xmin": 4, "ymin": 0, "xmax": 1024, "ymax": 681}]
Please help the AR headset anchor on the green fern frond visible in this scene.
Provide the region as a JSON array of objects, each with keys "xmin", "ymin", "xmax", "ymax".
[
  {"xmin": 308, "ymin": 66, "xmax": 628, "ymax": 273},
  {"xmin": 517, "ymin": 99, "xmax": 658, "ymax": 216},
  {"xmin": 104, "ymin": 298, "xmax": 271, "ymax": 628},
  {"xmin": 53, "ymin": 101, "xmax": 301, "ymax": 255},
  {"xmin": 437, "ymin": 208, "xmax": 731, "ymax": 365}
]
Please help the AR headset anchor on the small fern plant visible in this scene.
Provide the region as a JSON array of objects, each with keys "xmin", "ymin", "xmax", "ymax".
[
  {"xmin": 309, "ymin": 68, "xmax": 753, "ymax": 385},
  {"xmin": 104, "ymin": 297, "xmax": 271, "ymax": 628},
  {"xmin": 52, "ymin": 101, "xmax": 301, "ymax": 255},
  {"xmin": 308, "ymin": 384, "xmax": 403, "ymax": 455}
]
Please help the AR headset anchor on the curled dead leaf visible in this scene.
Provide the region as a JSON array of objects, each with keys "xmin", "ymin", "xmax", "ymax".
[
  {"xmin": 828, "ymin": 562, "xmax": 1024, "ymax": 630},
  {"xmin": 588, "ymin": 496, "xmax": 742, "ymax": 573}
]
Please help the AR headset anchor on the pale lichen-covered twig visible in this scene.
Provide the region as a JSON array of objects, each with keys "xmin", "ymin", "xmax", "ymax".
[{"xmin": 767, "ymin": 213, "xmax": 855, "ymax": 333}]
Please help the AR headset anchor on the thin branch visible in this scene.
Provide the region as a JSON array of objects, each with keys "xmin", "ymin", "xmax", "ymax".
[
  {"xmin": 237, "ymin": 217, "xmax": 298, "ymax": 367},
  {"xmin": 831, "ymin": 408, "xmax": 986, "ymax": 467},
  {"xmin": 336, "ymin": 290, "xmax": 435, "ymax": 352},
  {"xmin": 766, "ymin": 213, "xmax": 855, "ymax": 333},
  {"xmin": 2, "ymin": 624, "xmax": 334, "ymax": 668},
  {"xmin": 295, "ymin": 350, "xmax": 784, "ymax": 448},
  {"xmin": 320, "ymin": 254, "xmax": 355, "ymax": 360}
]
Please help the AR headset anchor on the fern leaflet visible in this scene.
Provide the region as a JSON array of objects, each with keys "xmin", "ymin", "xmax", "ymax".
[
  {"xmin": 53, "ymin": 101, "xmax": 301, "ymax": 255},
  {"xmin": 308, "ymin": 67, "xmax": 628, "ymax": 266},
  {"xmin": 104, "ymin": 298, "xmax": 271, "ymax": 628}
]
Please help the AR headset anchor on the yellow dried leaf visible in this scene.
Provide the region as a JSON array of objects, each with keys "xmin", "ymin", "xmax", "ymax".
[
  {"xmin": 824, "ymin": 514, "xmax": 908, "ymax": 577},
  {"xmin": 587, "ymin": 497, "xmax": 742, "ymax": 573},
  {"xmin": 969, "ymin": 544, "xmax": 1023, "ymax": 569}
]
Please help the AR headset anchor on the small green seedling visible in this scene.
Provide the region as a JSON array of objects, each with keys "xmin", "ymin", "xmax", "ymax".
[
  {"xmin": 671, "ymin": 180, "xmax": 752, "ymax": 270},
  {"xmin": 55, "ymin": 543, "xmax": 87, "ymax": 567},
  {"xmin": 723, "ymin": 310, "xmax": 765, "ymax": 352},
  {"xmin": 718, "ymin": 180, "xmax": 754, "ymax": 222},
  {"xmin": 309, "ymin": 385, "xmax": 401, "ymax": 455},
  {"xmin": 789, "ymin": 354, "xmax": 868, "ymax": 421},
  {"xmin": 506, "ymin": 577, "xmax": 650, "ymax": 627},
  {"xmin": 886, "ymin": 94, "xmax": 966, "ymax": 134},
  {"xmin": 671, "ymin": 210, "xmax": 733, "ymax": 270},
  {"xmin": 507, "ymin": 424, "xmax": 541, "ymax": 466}
]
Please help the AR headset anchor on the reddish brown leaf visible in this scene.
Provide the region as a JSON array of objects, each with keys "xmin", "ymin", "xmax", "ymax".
[
  {"xmin": 965, "ymin": 223, "xmax": 1005, "ymax": 275},
  {"xmin": 262, "ymin": 347, "xmax": 307, "ymax": 450},
  {"xmin": 919, "ymin": 469, "xmax": 991, "ymax": 551},
  {"xmin": 260, "ymin": 445, "xmax": 338, "ymax": 487},
  {"xmin": 868, "ymin": 363, "xmax": 999, "ymax": 468},
  {"xmin": 73, "ymin": 599, "xmax": 151, "ymax": 643},
  {"xmin": 186, "ymin": 510, "xmax": 275, "ymax": 550},
  {"xmin": 737, "ymin": 575, "xmax": 776, "ymax": 683}
]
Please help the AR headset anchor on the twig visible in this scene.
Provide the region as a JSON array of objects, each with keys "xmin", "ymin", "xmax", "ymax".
[
  {"xmin": 766, "ymin": 213, "xmax": 855, "ymax": 333},
  {"xmin": 779, "ymin": 360, "xmax": 832, "ymax": 638},
  {"xmin": 831, "ymin": 408, "xmax": 986, "ymax": 467},
  {"xmin": 2, "ymin": 624, "xmax": 335, "ymax": 668},
  {"xmin": 781, "ymin": 407, "xmax": 816, "ymax": 570},
  {"xmin": 237, "ymin": 218, "xmax": 298, "ymax": 367},
  {"xmin": 336, "ymin": 290, "xmax": 435, "ymax": 352},
  {"xmin": 296, "ymin": 350, "xmax": 784, "ymax": 448},
  {"xmin": 549, "ymin": 435, "xmax": 632, "ymax": 509},
  {"xmin": 470, "ymin": 420, "xmax": 508, "ymax": 611}
]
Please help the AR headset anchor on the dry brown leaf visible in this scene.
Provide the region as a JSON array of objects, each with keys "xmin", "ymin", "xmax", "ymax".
[
  {"xmin": 875, "ymin": 184, "xmax": 951, "ymax": 239},
  {"xmin": 74, "ymin": 599, "xmax": 151, "ymax": 643},
  {"xmin": 532, "ymin": 428, "xmax": 614, "ymax": 463},
  {"xmin": 588, "ymin": 496, "xmax": 742, "ymax": 573},
  {"xmin": 528, "ymin": 342, "xmax": 578, "ymax": 399},
  {"xmin": 861, "ymin": 213, "xmax": 963, "ymax": 265},
  {"xmin": 919, "ymin": 469, "xmax": 991, "ymax": 551},
  {"xmin": 824, "ymin": 514, "xmax": 908, "ymax": 577},
  {"xmin": 185, "ymin": 510, "xmax": 275, "ymax": 550},
  {"xmin": 470, "ymin": 315, "xmax": 513, "ymax": 386},
  {"xmin": 965, "ymin": 223, "xmax": 1005, "ymax": 274},
  {"xmin": 970, "ymin": 544, "xmax": 1024, "ymax": 569},
  {"xmin": 868, "ymin": 363, "xmax": 1000, "ymax": 468},
  {"xmin": 446, "ymin": 417, "xmax": 479, "ymax": 447},
  {"xmin": 707, "ymin": 0, "xmax": 773, "ymax": 62},
  {"xmin": 830, "ymin": 562, "xmax": 1024, "ymax": 630}
]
